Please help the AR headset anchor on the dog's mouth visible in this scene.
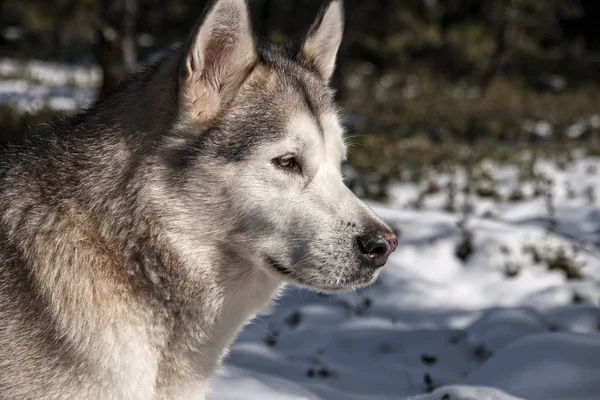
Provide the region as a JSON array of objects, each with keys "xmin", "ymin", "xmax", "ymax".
[{"xmin": 263, "ymin": 256, "xmax": 380, "ymax": 293}]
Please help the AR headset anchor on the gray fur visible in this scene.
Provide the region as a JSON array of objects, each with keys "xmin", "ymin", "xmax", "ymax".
[{"xmin": 0, "ymin": 0, "xmax": 395, "ymax": 399}]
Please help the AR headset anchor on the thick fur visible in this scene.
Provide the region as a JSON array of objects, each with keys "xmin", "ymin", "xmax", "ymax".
[{"xmin": 0, "ymin": 1, "xmax": 395, "ymax": 399}]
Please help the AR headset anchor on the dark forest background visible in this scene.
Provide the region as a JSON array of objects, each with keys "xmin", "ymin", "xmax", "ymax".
[{"xmin": 1, "ymin": 0, "xmax": 600, "ymax": 193}]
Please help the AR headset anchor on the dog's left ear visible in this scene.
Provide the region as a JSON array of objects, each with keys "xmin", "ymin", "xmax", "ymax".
[
  {"xmin": 298, "ymin": 0, "xmax": 344, "ymax": 82},
  {"xmin": 178, "ymin": 0, "xmax": 257, "ymax": 122}
]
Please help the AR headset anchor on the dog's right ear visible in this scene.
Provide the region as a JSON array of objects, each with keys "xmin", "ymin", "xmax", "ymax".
[
  {"xmin": 298, "ymin": 0, "xmax": 344, "ymax": 82},
  {"xmin": 178, "ymin": 0, "xmax": 257, "ymax": 123}
]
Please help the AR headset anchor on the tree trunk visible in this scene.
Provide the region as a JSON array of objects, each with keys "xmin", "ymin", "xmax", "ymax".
[
  {"xmin": 257, "ymin": 0, "xmax": 273, "ymax": 39},
  {"xmin": 51, "ymin": 0, "xmax": 77, "ymax": 59},
  {"xmin": 479, "ymin": 3, "xmax": 513, "ymax": 95},
  {"xmin": 0, "ymin": 0, "xmax": 6, "ymax": 46},
  {"xmin": 96, "ymin": 0, "xmax": 138, "ymax": 99}
]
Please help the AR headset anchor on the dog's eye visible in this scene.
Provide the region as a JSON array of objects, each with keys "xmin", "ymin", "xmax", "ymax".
[{"xmin": 273, "ymin": 155, "xmax": 301, "ymax": 172}]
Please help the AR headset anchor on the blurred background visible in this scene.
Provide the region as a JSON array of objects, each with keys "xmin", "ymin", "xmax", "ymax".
[{"xmin": 1, "ymin": 1, "xmax": 599, "ymax": 195}]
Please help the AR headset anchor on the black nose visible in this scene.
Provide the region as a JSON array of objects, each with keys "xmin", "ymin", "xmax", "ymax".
[{"xmin": 356, "ymin": 230, "xmax": 398, "ymax": 268}]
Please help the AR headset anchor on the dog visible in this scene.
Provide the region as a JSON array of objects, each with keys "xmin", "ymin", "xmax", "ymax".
[{"xmin": 0, "ymin": 0, "xmax": 397, "ymax": 398}]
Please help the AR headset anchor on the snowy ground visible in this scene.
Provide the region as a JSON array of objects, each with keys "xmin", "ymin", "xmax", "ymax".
[
  {"xmin": 0, "ymin": 58, "xmax": 99, "ymax": 113},
  {"xmin": 212, "ymin": 155, "xmax": 600, "ymax": 400}
]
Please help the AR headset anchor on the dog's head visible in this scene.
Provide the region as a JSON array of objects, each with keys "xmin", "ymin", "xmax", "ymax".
[{"xmin": 163, "ymin": 0, "xmax": 396, "ymax": 292}]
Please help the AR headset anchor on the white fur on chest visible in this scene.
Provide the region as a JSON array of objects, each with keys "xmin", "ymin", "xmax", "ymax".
[
  {"xmin": 157, "ymin": 258, "xmax": 283, "ymax": 399},
  {"xmin": 155, "ymin": 197, "xmax": 284, "ymax": 398},
  {"xmin": 192, "ymin": 264, "xmax": 282, "ymax": 376},
  {"xmin": 102, "ymin": 325, "xmax": 160, "ymax": 400}
]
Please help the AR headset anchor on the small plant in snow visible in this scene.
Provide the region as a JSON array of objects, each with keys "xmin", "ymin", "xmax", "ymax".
[
  {"xmin": 475, "ymin": 183, "xmax": 500, "ymax": 200},
  {"xmin": 420, "ymin": 354, "xmax": 438, "ymax": 366},
  {"xmin": 472, "ymin": 165, "xmax": 495, "ymax": 183},
  {"xmin": 354, "ymin": 296, "xmax": 374, "ymax": 316},
  {"xmin": 443, "ymin": 178, "xmax": 457, "ymax": 213},
  {"xmin": 503, "ymin": 261, "xmax": 522, "ymax": 278},
  {"xmin": 410, "ymin": 167, "xmax": 425, "ymax": 184},
  {"xmin": 585, "ymin": 185, "xmax": 596, "ymax": 205},
  {"xmin": 461, "ymin": 196, "xmax": 475, "ymax": 214},
  {"xmin": 412, "ymin": 191, "xmax": 426, "ymax": 210},
  {"xmin": 517, "ymin": 153, "xmax": 539, "ymax": 184},
  {"xmin": 482, "ymin": 210, "xmax": 495, "ymax": 219},
  {"xmin": 347, "ymin": 173, "xmax": 390, "ymax": 202},
  {"xmin": 463, "ymin": 165, "xmax": 474, "ymax": 196},
  {"xmin": 315, "ymin": 367, "xmax": 335, "ymax": 378},
  {"xmin": 565, "ymin": 182, "xmax": 576, "ymax": 200},
  {"xmin": 586, "ymin": 164, "xmax": 597, "ymax": 176},
  {"xmin": 544, "ymin": 189, "xmax": 557, "ymax": 233},
  {"xmin": 571, "ymin": 292, "xmax": 587, "ymax": 304},
  {"xmin": 523, "ymin": 244, "xmax": 543, "ymax": 264},
  {"xmin": 533, "ymin": 173, "xmax": 553, "ymax": 198},
  {"xmin": 423, "ymin": 372, "xmax": 436, "ymax": 393},
  {"xmin": 556, "ymin": 154, "xmax": 572, "ymax": 171},
  {"xmin": 285, "ymin": 310, "xmax": 303, "ymax": 329},
  {"xmin": 306, "ymin": 367, "xmax": 335, "ymax": 379},
  {"xmin": 455, "ymin": 217, "xmax": 474, "ymax": 263},
  {"xmin": 265, "ymin": 330, "xmax": 279, "ymax": 347},
  {"xmin": 473, "ymin": 344, "xmax": 493, "ymax": 361},
  {"xmin": 508, "ymin": 186, "xmax": 526, "ymax": 202},
  {"xmin": 423, "ymin": 179, "xmax": 441, "ymax": 195},
  {"xmin": 306, "ymin": 350, "xmax": 336, "ymax": 379},
  {"xmin": 545, "ymin": 246, "xmax": 585, "ymax": 280},
  {"xmin": 340, "ymin": 296, "xmax": 374, "ymax": 317},
  {"xmin": 378, "ymin": 342, "xmax": 393, "ymax": 353}
]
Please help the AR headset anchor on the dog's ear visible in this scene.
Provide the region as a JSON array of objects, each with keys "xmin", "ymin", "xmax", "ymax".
[
  {"xmin": 298, "ymin": 0, "xmax": 344, "ymax": 82},
  {"xmin": 178, "ymin": 0, "xmax": 256, "ymax": 122}
]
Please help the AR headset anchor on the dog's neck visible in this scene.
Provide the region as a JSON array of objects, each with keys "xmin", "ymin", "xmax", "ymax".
[
  {"xmin": 138, "ymin": 181, "xmax": 283, "ymax": 393},
  {"xmin": 152, "ymin": 241, "xmax": 283, "ymax": 396},
  {"xmin": 111, "ymin": 173, "xmax": 285, "ymax": 395},
  {"xmin": 84, "ymin": 161, "xmax": 284, "ymax": 394}
]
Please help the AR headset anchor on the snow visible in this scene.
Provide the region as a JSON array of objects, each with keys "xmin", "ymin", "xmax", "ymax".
[
  {"xmin": 410, "ymin": 386, "xmax": 525, "ymax": 400},
  {"xmin": 465, "ymin": 333, "xmax": 600, "ymax": 400},
  {"xmin": 524, "ymin": 120, "xmax": 553, "ymax": 138},
  {"xmin": 0, "ymin": 58, "xmax": 98, "ymax": 113},
  {"xmin": 211, "ymin": 154, "xmax": 600, "ymax": 400},
  {"xmin": 0, "ymin": 58, "xmax": 100, "ymax": 88}
]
